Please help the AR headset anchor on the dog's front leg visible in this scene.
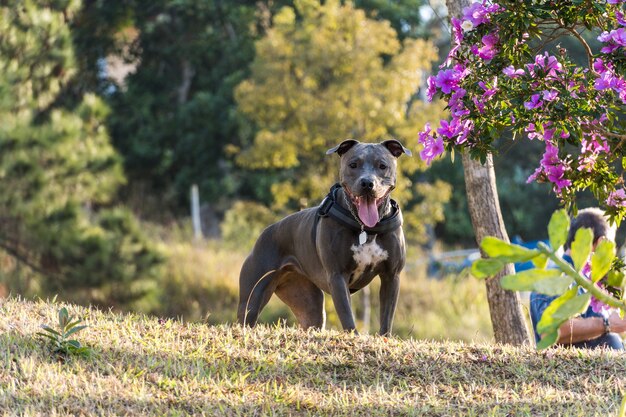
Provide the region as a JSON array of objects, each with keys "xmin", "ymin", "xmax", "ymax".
[
  {"xmin": 328, "ymin": 273, "xmax": 357, "ymax": 333},
  {"xmin": 378, "ymin": 273, "xmax": 400, "ymax": 335}
]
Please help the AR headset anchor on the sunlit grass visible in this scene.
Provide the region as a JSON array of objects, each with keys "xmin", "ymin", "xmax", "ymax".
[{"xmin": 0, "ymin": 297, "xmax": 624, "ymax": 416}]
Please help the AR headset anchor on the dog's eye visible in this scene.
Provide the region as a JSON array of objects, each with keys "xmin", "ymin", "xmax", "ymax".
[
  {"xmin": 349, "ymin": 162, "xmax": 358, "ymax": 169},
  {"xmin": 379, "ymin": 163, "xmax": 387, "ymax": 170}
]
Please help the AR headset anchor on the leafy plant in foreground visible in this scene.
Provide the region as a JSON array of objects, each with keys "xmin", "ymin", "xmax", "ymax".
[
  {"xmin": 471, "ymin": 209, "xmax": 626, "ymax": 349},
  {"xmin": 37, "ymin": 307, "xmax": 92, "ymax": 357}
]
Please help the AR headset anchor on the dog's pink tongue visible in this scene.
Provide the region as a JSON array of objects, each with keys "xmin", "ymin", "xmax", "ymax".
[{"xmin": 357, "ymin": 197, "xmax": 379, "ymax": 228}]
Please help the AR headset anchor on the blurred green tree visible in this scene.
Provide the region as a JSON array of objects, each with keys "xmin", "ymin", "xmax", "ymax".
[
  {"xmin": 233, "ymin": 0, "xmax": 449, "ymax": 243},
  {"xmin": 0, "ymin": 2, "xmax": 162, "ymax": 305},
  {"xmin": 75, "ymin": 1, "xmax": 429, "ymax": 214},
  {"xmin": 353, "ymin": 0, "xmax": 426, "ymax": 40},
  {"xmin": 94, "ymin": 0, "xmax": 292, "ymax": 214}
]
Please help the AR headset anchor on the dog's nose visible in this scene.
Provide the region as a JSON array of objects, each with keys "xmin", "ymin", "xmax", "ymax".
[{"xmin": 361, "ymin": 178, "xmax": 374, "ymax": 190}]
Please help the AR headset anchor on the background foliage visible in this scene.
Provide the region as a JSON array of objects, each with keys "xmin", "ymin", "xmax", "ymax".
[
  {"xmin": 0, "ymin": 1, "xmax": 161, "ymax": 306},
  {"xmin": 1, "ymin": 0, "xmax": 594, "ymax": 340},
  {"xmin": 234, "ymin": 0, "xmax": 449, "ymax": 243}
]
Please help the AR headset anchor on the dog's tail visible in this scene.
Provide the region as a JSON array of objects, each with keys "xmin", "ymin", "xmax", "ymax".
[{"xmin": 238, "ymin": 269, "xmax": 276, "ymax": 327}]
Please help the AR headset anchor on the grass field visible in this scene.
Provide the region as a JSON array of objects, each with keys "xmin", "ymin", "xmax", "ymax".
[{"xmin": 1, "ymin": 297, "xmax": 625, "ymax": 416}]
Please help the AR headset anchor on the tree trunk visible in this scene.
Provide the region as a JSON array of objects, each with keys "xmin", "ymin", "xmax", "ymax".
[
  {"xmin": 445, "ymin": 0, "xmax": 532, "ymax": 345},
  {"xmin": 462, "ymin": 154, "xmax": 531, "ymax": 345}
]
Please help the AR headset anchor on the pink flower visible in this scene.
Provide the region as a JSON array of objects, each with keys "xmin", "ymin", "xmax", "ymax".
[
  {"xmin": 528, "ymin": 53, "xmax": 564, "ymax": 79},
  {"xmin": 473, "ymin": 96, "xmax": 485, "ymax": 114},
  {"xmin": 589, "ymin": 298, "xmax": 612, "ymax": 315},
  {"xmin": 527, "ymin": 142, "xmax": 571, "ymax": 193},
  {"xmin": 449, "ymin": 87, "xmax": 466, "ymax": 109},
  {"xmin": 472, "ymin": 32, "xmax": 499, "ymax": 60},
  {"xmin": 449, "ymin": 88, "xmax": 469, "ymax": 118},
  {"xmin": 503, "ymin": 66, "xmax": 524, "ymax": 78},
  {"xmin": 577, "ymin": 154, "xmax": 598, "ymax": 172},
  {"xmin": 455, "ymin": 119, "xmax": 474, "ymax": 144},
  {"xmin": 525, "ymin": 123, "xmax": 541, "ymax": 140},
  {"xmin": 588, "ymin": 279, "xmax": 615, "ymax": 316},
  {"xmin": 434, "ymin": 69, "xmax": 460, "ymax": 94},
  {"xmin": 542, "ymin": 128, "xmax": 555, "ymax": 141},
  {"xmin": 595, "ymin": 72, "xmax": 614, "ymax": 91},
  {"xmin": 426, "ymin": 76, "xmax": 437, "ymax": 102},
  {"xmin": 479, "ymin": 78, "xmax": 498, "ymax": 100},
  {"xmin": 607, "ymin": 189, "xmax": 626, "ymax": 207},
  {"xmin": 593, "ymin": 58, "xmax": 609, "ymax": 73},
  {"xmin": 462, "ymin": 2, "xmax": 491, "ymax": 27},
  {"xmin": 437, "ymin": 119, "xmax": 459, "ymax": 139},
  {"xmin": 451, "ymin": 17, "xmax": 464, "ymax": 45},
  {"xmin": 598, "ymin": 28, "xmax": 626, "ymax": 53},
  {"xmin": 524, "ymin": 94, "xmax": 543, "ymax": 110},
  {"xmin": 418, "ymin": 123, "xmax": 445, "ymax": 165},
  {"xmin": 542, "ymin": 90, "xmax": 558, "ymax": 102},
  {"xmin": 581, "ymin": 134, "xmax": 609, "ymax": 155}
]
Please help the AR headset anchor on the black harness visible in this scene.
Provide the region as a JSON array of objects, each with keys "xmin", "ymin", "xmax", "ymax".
[{"xmin": 312, "ymin": 183, "xmax": 403, "ymax": 243}]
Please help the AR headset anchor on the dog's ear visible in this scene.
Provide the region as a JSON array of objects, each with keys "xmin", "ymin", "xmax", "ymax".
[
  {"xmin": 381, "ymin": 139, "xmax": 412, "ymax": 158},
  {"xmin": 326, "ymin": 139, "xmax": 359, "ymax": 156}
]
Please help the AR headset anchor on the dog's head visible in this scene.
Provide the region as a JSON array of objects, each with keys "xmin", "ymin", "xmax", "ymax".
[{"xmin": 327, "ymin": 139, "xmax": 411, "ymax": 228}]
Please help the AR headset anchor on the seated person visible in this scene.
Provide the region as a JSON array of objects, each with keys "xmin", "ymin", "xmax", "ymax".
[{"xmin": 530, "ymin": 207, "xmax": 626, "ymax": 350}]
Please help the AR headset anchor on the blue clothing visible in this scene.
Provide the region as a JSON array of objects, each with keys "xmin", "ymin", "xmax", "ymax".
[{"xmin": 529, "ymin": 255, "xmax": 624, "ymax": 350}]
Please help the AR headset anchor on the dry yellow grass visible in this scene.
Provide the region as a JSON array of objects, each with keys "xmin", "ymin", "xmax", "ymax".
[{"xmin": 1, "ymin": 297, "xmax": 625, "ymax": 416}]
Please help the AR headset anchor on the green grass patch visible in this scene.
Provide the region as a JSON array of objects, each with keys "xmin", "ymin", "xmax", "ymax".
[{"xmin": 1, "ymin": 298, "xmax": 624, "ymax": 416}]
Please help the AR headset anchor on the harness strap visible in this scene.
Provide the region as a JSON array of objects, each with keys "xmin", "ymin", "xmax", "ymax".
[{"xmin": 312, "ymin": 183, "xmax": 403, "ymax": 243}]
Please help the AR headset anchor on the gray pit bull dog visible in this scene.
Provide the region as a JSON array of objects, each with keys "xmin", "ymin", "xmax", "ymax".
[{"xmin": 237, "ymin": 139, "xmax": 411, "ymax": 334}]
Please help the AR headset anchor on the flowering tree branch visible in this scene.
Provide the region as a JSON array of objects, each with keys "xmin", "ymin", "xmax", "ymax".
[
  {"xmin": 419, "ymin": 0, "xmax": 626, "ymax": 220},
  {"xmin": 560, "ymin": 23, "xmax": 598, "ymax": 76},
  {"xmin": 445, "ymin": 1, "xmax": 626, "ymax": 349}
]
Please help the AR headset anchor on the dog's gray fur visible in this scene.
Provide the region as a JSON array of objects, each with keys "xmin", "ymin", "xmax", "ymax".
[{"xmin": 237, "ymin": 139, "xmax": 411, "ymax": 334}]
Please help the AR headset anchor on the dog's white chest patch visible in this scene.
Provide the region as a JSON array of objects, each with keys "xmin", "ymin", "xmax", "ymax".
[{"xmin": 350, "ymin": 237, "xmax": 388, "ymax": 280}]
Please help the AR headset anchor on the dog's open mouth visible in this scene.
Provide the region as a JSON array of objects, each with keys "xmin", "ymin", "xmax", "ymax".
[{"xmin": 344, "ymin": 188, "xmax": 390, "ymax": 228}]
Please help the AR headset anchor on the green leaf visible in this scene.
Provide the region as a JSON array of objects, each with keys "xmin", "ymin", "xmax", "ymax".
[
  {"xmin": 63, "ymin": 319, "xmax": 84, "ymax": 333},
  {"xmin": 591, "ymin": 239, "xmax": 615, "ymax": 283},
  {"xmin": 607, "ymin": 269, "xmax": 626, "ymax": 289},
  {"xmin": 533, "ymin": 275, "xmax": 574, "ymax": 296},
  {"xmin": 532, "ymin": 253, "xmax": 549, "ymax": 269},
  {"xmin": 536, "ymin": 330, "xmax": 559, "ymax": 350},
  {"xmin": 480, "ymin": 236, "xmax": 539, "ymax": 262},
  {"xmin": 74, "ymin": 346, "xmax": 92, "ymax": 357},
  {"xmin": 548, "ymin": 209, "xmax": 569, "ymax": 250},
  {"xmin": 552, "ymin": 293, "xmax": 591, "ymax": 322},
  {"xmin": 471, "ymin": 258, "xmax": 505, "ymax": 279},
  {"xmin": 36, "ymin": 332, "xmax": 59, "ymax": 342},
  {"xmin": 40, "ymin": 326, "xmax": 61, "ymax": 337},
  {"xmin": 67, "ymin": 340, "xmax": 82, "ymax": 348},
  {"xmin": 58, "ymin": 308, "xmax": 69, "ymax": 328},
  {"xmin": 571, "ymin": 228, "xmax": 593, "ymax": 272},
  {"xmin": 537, "ymin": 288, "xmax": 577, "ymax": 335},
  {"xmin": 500, "ymin": 269, "xmax": 572, "ymax": 296},
  {"xmin": 64, "ymin": 325, "xmax": 87, "ymax": 338}
]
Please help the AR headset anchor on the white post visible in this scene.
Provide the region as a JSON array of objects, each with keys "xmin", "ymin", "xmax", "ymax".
[{"xmin": 191, "ymin": 184, "xmax": 203, "ymax": 240}]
